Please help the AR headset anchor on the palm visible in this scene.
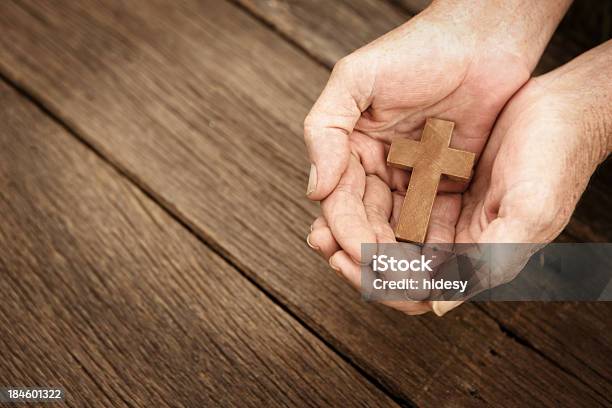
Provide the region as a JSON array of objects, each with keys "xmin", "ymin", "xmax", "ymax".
[
  {"xmin": 343, "ymin": 16, "xmax": 530, "ymax": 194},
  {"xmin": 323, "ymin": 21, "xmax": 532, "ymax": 252},
  {"xmin": 306, "ymin": 2, "xmax": 604, "ymax": 315},
  {"xmin": 455, "ymin": 84, "xmax": 595, "ymax": 246}
]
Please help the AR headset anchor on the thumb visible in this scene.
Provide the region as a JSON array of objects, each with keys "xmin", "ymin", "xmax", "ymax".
[
  {"xmin": 480, "ymin": 216, "xmax": 546, "ymax": 282},
  {"xmin": 304, "ymin": 58, "xmax": 370, "ymax": 200},
  {"xmin": 433, "ymin": 217, "xmax": 545, "ymax": 317}
]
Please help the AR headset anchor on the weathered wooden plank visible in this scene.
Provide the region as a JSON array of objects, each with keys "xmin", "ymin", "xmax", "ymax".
[
  {"xmin": 391, "ymin": 0, "xmax": 430, "ymax": 14},
  {"xmin": 236, "ymin": 0, "xmax": 406, "ymax": 67},
  {"xmin": 555, "ymin": 0, "xmax": 612, "ymax": 49},
  {"xmin": 0, "ymin": 0, "xmax": 608, "ymax": 405},
  {"xmin": 480, "ymin": 302, "xmax": 612, "ymax": 397},
  {"xmin": 0, "ymin": 82, "xmax": 398, "ymax": 407}
]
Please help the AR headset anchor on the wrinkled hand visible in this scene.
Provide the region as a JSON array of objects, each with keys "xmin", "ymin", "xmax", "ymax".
[
  {"xmin": 450, "ymin": 40, "xmax": 612, "ymax": 290},
  {"xmin": 310, "ymin": 39, "xmax": 612, "ymax": 315},
  {"xmin": 305, "ymin": 4, "xmax": 534, "ymax": 258},
  {"xmin": 304, "ymin": 1, "xmax": 569, "ymax": 314}
]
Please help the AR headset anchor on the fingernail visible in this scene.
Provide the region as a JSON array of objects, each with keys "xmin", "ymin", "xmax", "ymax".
[
  {"xmin": 306, "ymin": 234, "xmax": 319, "ymax": 250},
  {"xmin": 306, "ymin": 164, "xmax": 317, "ymax": 196},
  {"xmin": 432, "ymin": 301, "xmax": 463, "ymax": 316},
  {"xmin": 329, "ymin": 258, "xmax": 344, "ymax": 278}
]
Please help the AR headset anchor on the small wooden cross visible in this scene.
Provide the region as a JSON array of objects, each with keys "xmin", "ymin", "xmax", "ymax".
[{"xmin": 387, "ymin": 118, "xmax": 475, "ymax": 243}]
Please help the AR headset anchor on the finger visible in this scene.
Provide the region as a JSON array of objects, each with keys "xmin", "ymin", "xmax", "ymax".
[
  {"xmin": 390, "ymin": 191, "xmax": 405, "ymax": 230},
  {"xmin": 365, "ymin": 181, "xmax": 434, "ymax": 302},
  {"xmin": 322, "ymin": 155, "xmax": 377, "ymax": 262},
  {"xmin": 363, "ymin": 175, "xmax": 396, "ymax": 243},
  {"xmin": 308, "ymin": 217, "xmax": 339, "ymax": 259},
  {"xmin": 425, "ymin": 193, "xmax": 461, "ymax": 244},
  {"xmin": 480, "ymin": 216, "xmax": 544, "ymax": 285},
  {"xmin": 432, "ymin": 198, "xmax": 542, "ymax": 316},
  {"xmin": 423, "ymin": 194, "xmax": 461, "ymax": 309},
  {"xmin": 390, "ymin": 192, "xmax": 461, "ymax": 243},
  {"xmin": 389, "ymin": 191, "xmax": 461, "ymax": 304},
  {"xmin": 432, "ymin": 216, "xmax": 540, "ymax": 317},
  {"xmin": 308, "ymin": 226, "xmax": 341, "ymax": 260},
  {"xmin": 432, "ymin": 301, "xmax": 463, "ymax": 316},
  {"xmin": 385, "ymin": 300, "xmax": 432, "ymax": 315},
  {"xmin": 329, "ymin": 250, "xmax": 362, "ymax": 289},
  {"xmin": 304, "ymin": 58, "xmax": 371, "ymax": 201},
  {"xmin": 310, "ymin": 216, "xmax": 328, "ymax": 231},
  {"xmin": 329, "ymin": 250, "xmax": 432, "ymax": 315},
  {"xmin": 350, "ymin": 132, "xmax": 395, "ymax": 185}
]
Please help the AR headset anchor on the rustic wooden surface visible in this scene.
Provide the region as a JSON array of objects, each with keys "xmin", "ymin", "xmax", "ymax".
[
  {"xmin": 0, "ymin": 81, "xmax": 397, "ymax": 407},
  {"xmin": 0, "ymin": 0, "xmax": 610, "ymax": 407}
]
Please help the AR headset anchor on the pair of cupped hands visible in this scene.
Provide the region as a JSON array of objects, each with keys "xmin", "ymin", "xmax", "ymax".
[{"xmin": 304, "ymin": 2, "xmax": 611, "ymax": 315}]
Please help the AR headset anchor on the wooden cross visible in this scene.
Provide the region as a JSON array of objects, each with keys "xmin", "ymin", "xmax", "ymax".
[{"xmin": 387, "ymin": 118, "xmax": 475, "ymax": 243}]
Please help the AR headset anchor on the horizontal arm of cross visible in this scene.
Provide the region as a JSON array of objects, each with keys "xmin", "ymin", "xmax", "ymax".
[
  {"xmin": 440, "ymin": 148, "xmax": 475, "ymax": 181},
  {"xmin": 387, "ymin": 139, "xmax": 474, "ymax": 180},
  {"xmin": 387, "ymin": 138, "xmax": 426, "ymax": 170}
]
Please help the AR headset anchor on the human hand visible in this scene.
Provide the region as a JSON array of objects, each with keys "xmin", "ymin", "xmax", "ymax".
[
  {"xmin": 305, "ymin": 0, "xmax": 571, "ymax": 260},
  {"xmin": 457, "ymin": 41, "xmax": 612, "ymax": 245},
  {"xmin": 310, "ymin": 40, "xmax": 612, "ymax": 315},
  {"xmin": 433, "ymin": 40, "xmax": 612, "ymax": 313},
  {"xmin": 305, "ymin": 1, "xmax": 571, "ymax": 314}
]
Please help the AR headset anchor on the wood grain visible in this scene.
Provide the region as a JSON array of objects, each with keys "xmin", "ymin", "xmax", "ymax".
[
  {"xmin": 388, "ymin": 118, "xmax": 474, "ymax": 243},
  {"xmin": 0, "ymin": 82, "xmax": 397, "ymax": 407},
  {"xmin": 392, "ymin": 0, "xmax": 431, "ymax": 13},
  {"xmin": 236, "ymin": 0, "xmax": 406, "ymax": 67},
  {"xmin": 0, "ymin": 0, "xmax": 609, "ymax": 406},
  {"xmin": 479, "ymin": 302, "xmax": 612, "ymax": 399}
]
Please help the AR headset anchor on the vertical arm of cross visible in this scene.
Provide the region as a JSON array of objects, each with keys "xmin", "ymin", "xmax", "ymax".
[{"xmin": 386, "ymin": 118, "xmax": 474, "ymax": 244}]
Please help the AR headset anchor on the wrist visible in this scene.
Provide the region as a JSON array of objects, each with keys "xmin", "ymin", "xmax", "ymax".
[
  {"xmin": 586, "ymin": 98, "xmax": 612, "ymax": 163},
  {"xmin": 570, "ymin": 42, "xmax": 612, "ymax": 163},
  {"xmin": 426, "ymin": 0, "xmax": 572, "ymax": 71},
  {"xmin": 514, "ymin": 40, "xmax": 612, "ymax": 174}
]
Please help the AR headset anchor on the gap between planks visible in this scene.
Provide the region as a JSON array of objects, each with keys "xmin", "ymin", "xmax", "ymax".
[
  {"xmin": 0, "ymin": 0, "xmax": 608, "ymax": 403},
  {"xmin": 227, "ymin": 0, "xmax": 330, "ymax": 70},
  {"xmin": 0, "ymin": 70, "xmax": 414, "ymax": 408},
  {"xmin": 475, "ymin": 303, "xmax": 612, "ymax": 404}
]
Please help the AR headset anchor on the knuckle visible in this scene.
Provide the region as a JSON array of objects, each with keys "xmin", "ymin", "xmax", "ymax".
[
  {"xmin": 334, "ymin": 183, "xmax": 362, "ymax": 201},
  {"xmin": 332, "ymin": 54, "xmax": 357, "ymax": 77},
  {"xmin": 333, "ymin": 55, "xmax": 351, "ymax": 72},
  {"xmin": 303, "ymin": 112, "xmax": 321, "ymax": 133}
]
